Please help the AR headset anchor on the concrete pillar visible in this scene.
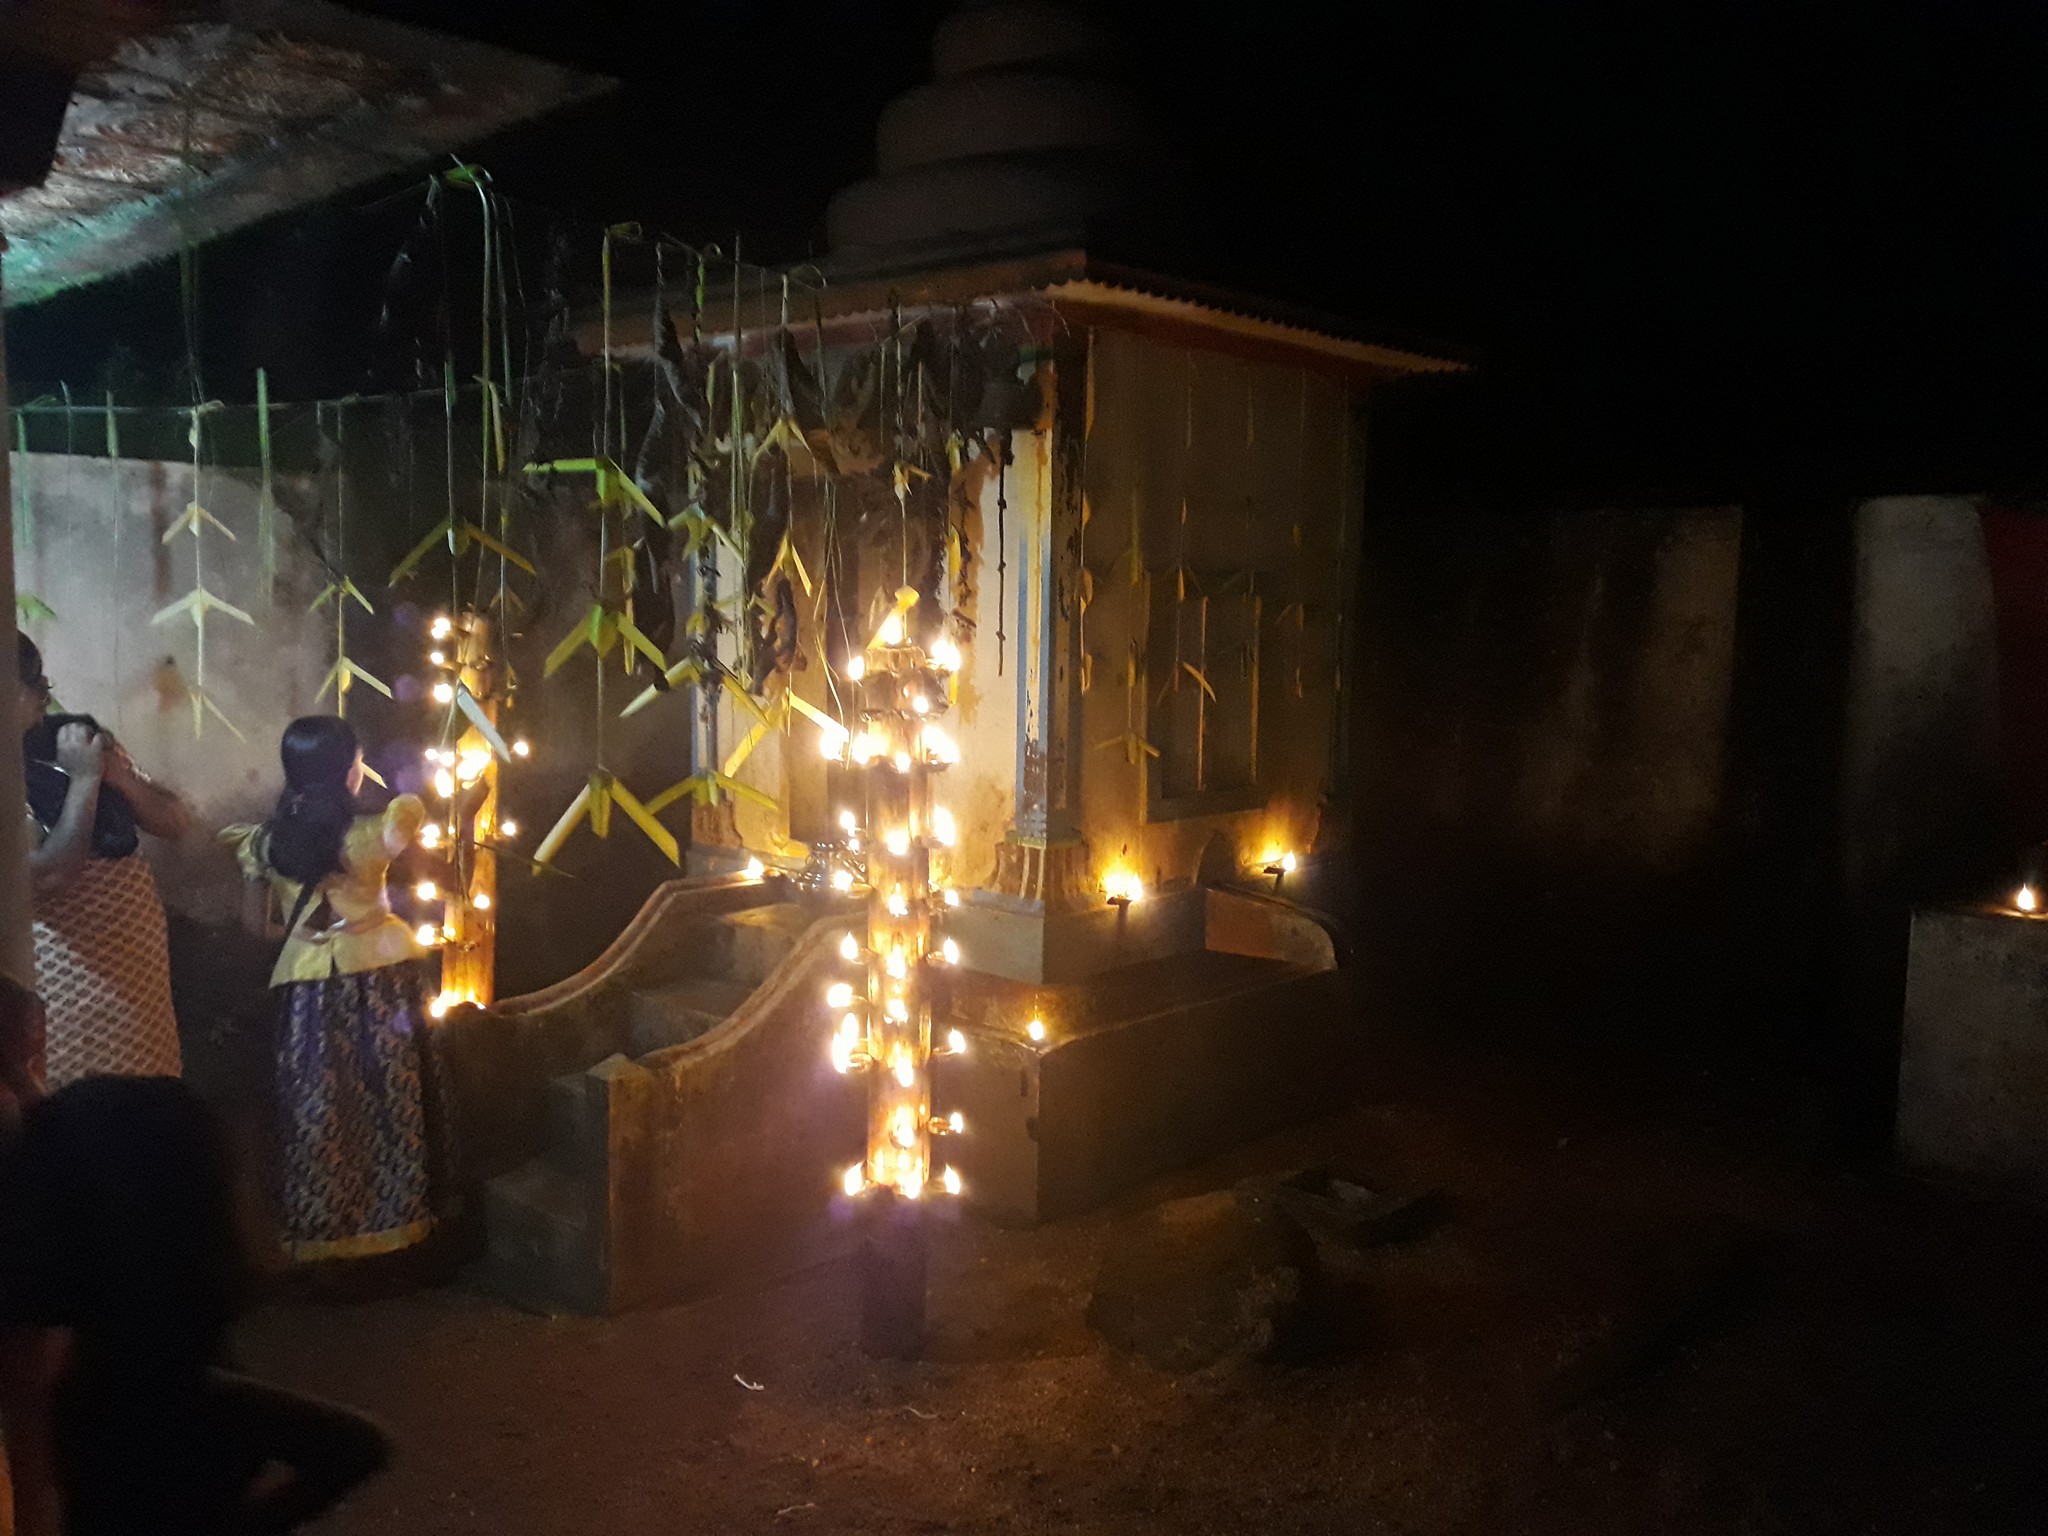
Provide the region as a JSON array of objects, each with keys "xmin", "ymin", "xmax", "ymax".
[
  {"xmin": 1837, "ymin": 496, "xmax": 2002, "ymax": 1142},
  {"xmin": 0, "ymin": 233, "xmax": 36, "ymax": 987}
]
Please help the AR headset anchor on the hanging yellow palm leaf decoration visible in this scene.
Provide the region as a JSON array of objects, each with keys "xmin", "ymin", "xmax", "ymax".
[
  {"xmin": 524, "ymin": 456, "xmax": 666, "ymax": 525},
  {"xmin": 153, "ymin": 401, "xmax": 253, "ymax": 739},
  {"xmin": 524, "ymin": 246, "xmax": 688, "ymax": 872},
  {"xmin": 532, "ymin": 770, "xmax": 680, "ymax": 867},
  {"xmin": 1098, "ymin": 642, "xmax": 1160, "ymax": 764},
  {"xmin": 643, "ymin": 769, "xmax": 777, "ymax": 818},
  {"xmin": 1121, "ymin": 492, "xmax": 1145, "ymax": 588},
  {"xmin": 311, "ymin": 576, "xmax": 388, "ymax": 711},
  {"xmin": 619, "ymin": 656, "xmax": 709, "ymax": 718},
  {"xmin": 720, "ymin": 713, "xmax": 772, "ymax": 779},
  {"xmin": 162, "ymin": 501, "xmax": 234, "ymax": 542},
  {"xmin": 389, "ymin": 513, "xmax": 535, "ymax": 584},
  {"xmin": 315, "ymin": 658, "xmax": 392, "ymax": 706},
  {"xmin": 766, "ymin": 529, "xmax": 813, "ymax": 596}
]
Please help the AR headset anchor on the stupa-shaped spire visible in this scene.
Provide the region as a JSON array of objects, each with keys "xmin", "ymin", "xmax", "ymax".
[{"xmin": 826, "ymin": 0, "xmax": 1153, "ymax": 258}]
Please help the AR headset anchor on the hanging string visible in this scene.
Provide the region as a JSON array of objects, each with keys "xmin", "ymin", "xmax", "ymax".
[
  {"xmin": 105, "ymin": 392, "xmax": 123, "ymax": 734},
  {"xmin": 995, "ymin": 441, "xmax": 1007, "ymax": 677}
]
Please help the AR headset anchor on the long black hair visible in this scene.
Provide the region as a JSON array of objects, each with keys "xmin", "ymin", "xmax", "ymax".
[{"xmin": 263, "ymin": 715, "xmax": 363, "ymax": 889}]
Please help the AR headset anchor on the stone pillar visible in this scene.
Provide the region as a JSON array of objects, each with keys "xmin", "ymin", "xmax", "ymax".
[{"xmin": 0, "ymin": 233, "xmax": 36, "ymax": 987}]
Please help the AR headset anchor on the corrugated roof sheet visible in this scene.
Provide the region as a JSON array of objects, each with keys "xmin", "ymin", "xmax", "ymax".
[{"xmin": 1, "ymin": 0, "xmax": 610, "ymax": 305}]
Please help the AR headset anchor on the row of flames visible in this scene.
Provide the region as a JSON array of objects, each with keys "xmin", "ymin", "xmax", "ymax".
[
  {"xmin": 823, "ymin": 589, "xmax": 967, "ymax": 1203},
  {"xmin": 393, "ymin": 596, "xmax": 1307, "ymax": 1144},
  {"xmin": 411, "ymin": 610, "xmax": 528, "ymax": 1019}
]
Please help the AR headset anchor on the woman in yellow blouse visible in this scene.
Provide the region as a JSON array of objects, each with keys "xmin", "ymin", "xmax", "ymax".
[{"xmin": 225, "ymin": 716, "xmax": 449, "ymax": 1266}]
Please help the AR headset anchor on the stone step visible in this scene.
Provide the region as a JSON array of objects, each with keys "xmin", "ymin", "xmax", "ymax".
[
  {"xmin": 479, "ymin": 1159, "xmax": 601, "ymax": 1316},
  {"xmin": 715, "ymin": 903, "xmax": 814, "ymax": 986},
  {"xmin": 542, "ymin": 1070, "xmax": 601, "ymax": 1177},
  {"xmin": 626, "ymin": 976, "xmax": 756, "ymax": 1057}
]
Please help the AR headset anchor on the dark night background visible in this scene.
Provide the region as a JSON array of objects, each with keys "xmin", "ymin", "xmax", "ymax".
[{"xmin": 10, "ymin": 0, "xmax": 2048, "ymax": 504}]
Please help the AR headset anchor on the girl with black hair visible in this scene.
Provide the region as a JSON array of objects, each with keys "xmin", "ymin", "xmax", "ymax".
[{"xmin": 222, "ymin": 717, "xmax": 446, "ymax": 1266}]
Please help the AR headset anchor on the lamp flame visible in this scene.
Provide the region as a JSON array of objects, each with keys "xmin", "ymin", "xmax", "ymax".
[{"xmin": 1103, "ymin": 866, "xmax": 1144, "ymax": 904}]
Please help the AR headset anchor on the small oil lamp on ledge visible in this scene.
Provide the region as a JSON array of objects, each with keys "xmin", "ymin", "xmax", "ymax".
[
  {"xmin": 2007, "ymin": 844, "xmax": 2046, "ymax": 916},
  {"xmin": 1260, "ymin": 846, "xmax": 1299, "ymax": 894},
  {"xmin": 1103, "ymin": 859, "xmax": 1144, "ymax": 912}
]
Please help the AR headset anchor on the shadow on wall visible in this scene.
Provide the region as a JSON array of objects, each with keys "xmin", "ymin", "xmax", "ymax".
[
  {"xmin": 1346, "ymin": 492, "xmax": 2010, "ymax": 1133},
  {"xmin": 1350, "ymin": 505, "xmax": 1749, "ymax": 1050}
]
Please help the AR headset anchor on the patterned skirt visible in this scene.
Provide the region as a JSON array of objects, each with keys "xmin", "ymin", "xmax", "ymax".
[
  {"xmin": 274, "ymin": 959, "xmax": 451, "ymax": 1263},
  {"xmin": 34, "ymin": 854, "xmax": 183, "ymax": 1088}
]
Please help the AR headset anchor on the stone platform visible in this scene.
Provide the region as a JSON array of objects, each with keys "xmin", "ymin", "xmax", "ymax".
[
  {"xmin": 937, "ymin": 888, "xmax": 1349, "ymax": 1223},
  {"xmin": 449, "ymin": 877, "xmax": 1350, "ymax": 1314},
  {"xmin": 1899, "ymin": 902, "xmax": 2048, "ymax": 1195}
]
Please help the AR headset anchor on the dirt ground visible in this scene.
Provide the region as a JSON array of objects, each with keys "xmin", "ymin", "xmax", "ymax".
[{"xmin": 231, "ymin": 1031, "xmax": 2048, "ymax": 1536}]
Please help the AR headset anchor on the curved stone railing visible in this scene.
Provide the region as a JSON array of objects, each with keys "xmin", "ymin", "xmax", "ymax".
[
  {"xmin": 587, "ymin": 915, "xmax": 868, "ymax": 1308},
  {"xmin": 432, "ymin": 873, "xmax": 775, "ymax": 1192}
]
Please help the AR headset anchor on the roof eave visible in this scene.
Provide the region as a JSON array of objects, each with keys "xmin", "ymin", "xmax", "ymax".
[{"xmin": 582, "ymin": 242, "xmax": 1468, "ymax": 380}]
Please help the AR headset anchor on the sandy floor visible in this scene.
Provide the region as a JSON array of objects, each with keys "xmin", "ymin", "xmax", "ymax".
[{"xmin": 232, "ymin": 1036, "xmax": 2048, "ymax": 1535}]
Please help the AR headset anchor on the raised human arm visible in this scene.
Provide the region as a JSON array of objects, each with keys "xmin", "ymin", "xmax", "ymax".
[
  {"xmin": 26, "ymin": 727, "xmax": 104, "ymax": 904},
  {"xmin": 103, "ymin": 742, "xmax": 193, "ymax": 842},
  {"xmin": 380, "ymin": 794, "xmax": 427, "ymax": 860}
]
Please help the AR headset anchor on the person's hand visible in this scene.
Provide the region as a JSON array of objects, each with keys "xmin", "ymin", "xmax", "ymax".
[
  {"xmin": 53, "ymin": 724, "xmax": 104, "ymax": 785},
  {"xmin": 101, "ymin": 738, "xmax": 140, "ymax": 793}
]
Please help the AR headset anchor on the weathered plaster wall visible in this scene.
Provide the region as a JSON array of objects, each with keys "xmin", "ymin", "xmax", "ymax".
[
  {"xmin": 1834, "ymin": 497, "xmax": 2002, "ymax": 1132},
  {"xmin": 1840, "ymin": 497, "xmax": 2001, "ymax": 905},
  {"xmin": 11, "ymin": 448, "xmax": 696, "ymax": 1046},
  {"xmin": 1076, "ymin": 327, "xmax": 1360, "ymax": 893},
  {"xmin": 1353, "ymin": 506, "xmax": 1745, "ymax": 1032},
  {"xmin": 13, "ymin": 451, "xmax": 333, "ymax": 923}
]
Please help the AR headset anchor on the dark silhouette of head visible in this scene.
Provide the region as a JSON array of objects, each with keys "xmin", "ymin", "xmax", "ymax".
[{"xmin": 0, "ymin": 1076, "xmax": 247, "ymax": 1363}]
